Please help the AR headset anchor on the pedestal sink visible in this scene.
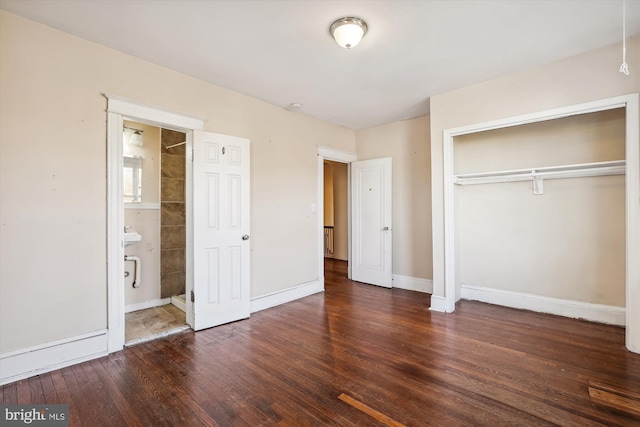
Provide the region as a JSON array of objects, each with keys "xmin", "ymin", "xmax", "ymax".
[{"xmin": 124, "ymin": 231, "xmax": 142, "ymax": 246}]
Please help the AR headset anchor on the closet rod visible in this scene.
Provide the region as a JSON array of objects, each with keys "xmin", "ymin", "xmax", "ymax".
[{"xmin": 454, "ymin": 160, "xmax": 625, "ymax": 186}]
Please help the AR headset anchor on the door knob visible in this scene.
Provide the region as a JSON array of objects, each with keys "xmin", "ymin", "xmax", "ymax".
[
  {"xmin": 242, "ymin": 234, "xmax": 250, "ymax": 240},
  {"xmin": 383, "ymin": 227, "xmax": 389, "ymax": 231}
]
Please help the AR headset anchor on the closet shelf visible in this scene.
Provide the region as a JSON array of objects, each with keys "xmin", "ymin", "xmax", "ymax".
[
  {"xmin": 454, "ymin": 160, "xmax": 625, "ymax": 185},
  {"xmin": 454, "ymin": 160, "xmax": 625, "ymax": 195}
]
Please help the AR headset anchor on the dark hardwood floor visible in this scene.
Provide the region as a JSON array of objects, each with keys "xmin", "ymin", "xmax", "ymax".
[{"xmin": 3, "ymin": 259, "xmax": 639, "ymax": 426}]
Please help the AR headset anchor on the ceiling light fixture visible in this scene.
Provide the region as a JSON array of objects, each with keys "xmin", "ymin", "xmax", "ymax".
[{"xmin": 330, "ymin": 17, "xmax": 367, "ymax": 49}]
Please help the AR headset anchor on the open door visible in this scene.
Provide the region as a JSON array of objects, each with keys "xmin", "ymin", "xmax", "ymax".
[
  {"xmin": 191, "ymin": 130, "xmax": 250, "ymax": 331},
  {"xmin": 351, "ymin": 158, "xmax": 392, "ymax": 287}
]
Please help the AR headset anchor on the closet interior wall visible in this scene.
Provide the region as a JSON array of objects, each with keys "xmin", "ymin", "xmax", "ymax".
[{"xmin": 453, "ymin": 108, "xmax": 626, "ymax": 307}]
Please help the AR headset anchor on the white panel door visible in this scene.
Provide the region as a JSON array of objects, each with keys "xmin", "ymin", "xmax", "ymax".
[
  {"xmin": 351, "ymin": 158, "xmax": 392, "ymax": 287},
  {"xmin": 192, "ymin": 131, "xmax": 250, "ymax": 330}
]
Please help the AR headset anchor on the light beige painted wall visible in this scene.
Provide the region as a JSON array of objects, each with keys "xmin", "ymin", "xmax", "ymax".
[
  {"xmin": 323, "ymin": 164, "xmax": 334, "ymax": 226},
  {"xmin": 124, "ymin": 209, "xmax": 161, "ymax": 305},
  {"xmin": 356, "ymin": 116, "xmax": 432, "ymax": 280},
  {"xmin": 430, "ymin": 37, "xmax": 640, "ymax": 300},
  {"xmin": 453, "ymin": 109, "xmax": 626, "ymax": 174},
  {"xmin": 122, "ymin": 121, "xmax": 162, "ymax": 306},
  {"xmin": 454, "ymin": 109, "xmax": 625, "ymax": 305},
  {"xmin": 331, "ymin": 161, "xmax": 349, "ymax": 261},
  {"xmin": 0, "ymin": 11, "xmax": 355, "ymax": 353}
]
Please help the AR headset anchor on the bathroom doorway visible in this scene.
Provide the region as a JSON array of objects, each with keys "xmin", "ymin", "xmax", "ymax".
[{"xmin": 122, "ymin": 120, "xmax": 189, "ymax": 345}]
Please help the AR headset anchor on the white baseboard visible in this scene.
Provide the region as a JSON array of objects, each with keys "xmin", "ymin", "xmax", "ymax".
[
  {"xmin": 429, "ymin": 295, "xmax": 447, "ymax": 312},
  {"xmin": 461, "ymin": 285, "xmax": 625, "ymax": 326},
  {"xmin": 0, "ymin": 330, "xmax": 108, "ymax": 386},
  {"xmin": 392, "ymin": 274, "xmax": 433, "ymax": 294},
  {"xmin": 125, "ymin": 297, "xmax": 170, "ymax": 313},
  {"xmin": 251, "ymin": 279, "xmax": 324, "ymax": 313}
]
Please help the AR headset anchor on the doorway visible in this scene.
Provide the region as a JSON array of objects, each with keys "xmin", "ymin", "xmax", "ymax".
[
  {"xmin": 317, "ymin": 146, "xmax": 393, "ymax": 289},
  {"xmin": 317, "ymin": 147, "xmax": 356, "ymax": 283},
  {"xmin": 106, "ymin": 94, "xmax": 204, "ymax": 353},
  {"xmin": 106, "ymin": 94, "xmax": 252, "ymax": 353},
  {"xmin": 323, "ymin": 160, "xmax": 349, "ymax": 278},
  {"xmin": 122, "ymin": 120, "xmax": 189, "ymax": 345}
]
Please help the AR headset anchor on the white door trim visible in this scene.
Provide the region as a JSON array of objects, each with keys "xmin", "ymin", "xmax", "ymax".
[
  {"xmin": 317, "ymin": 146, "xmax": 356, "ymax": 281},
  {"xmin": 441, "ymin": 93, "xmax": 640, "ymax": 353},
  {"xmin": 105, "ymin": 94, "xmax": 204, "ymax": 353}
]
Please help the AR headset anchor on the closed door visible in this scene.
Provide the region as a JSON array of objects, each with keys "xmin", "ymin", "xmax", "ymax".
[
  {"xmin": 351, "ymin": 158, "xmax": 392, "ymax": 287},
  {"xmin": 191, "ymin": 131, "xmax": 250, "ymax": 330}
]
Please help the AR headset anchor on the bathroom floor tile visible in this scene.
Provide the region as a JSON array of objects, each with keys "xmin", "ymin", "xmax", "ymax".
[{"xmin": 125, "ymin": 303, "xmax": 187, "ymax": 345}]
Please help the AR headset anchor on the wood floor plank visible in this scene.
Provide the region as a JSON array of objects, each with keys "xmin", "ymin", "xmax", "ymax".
[
  {"xmin": 76, "ymin": 359, "xmax": 129, "ymax": 426},
  {"xmin": 14, "ymin": 379, "xmax": 30, "ymax": 404},
  {"xmin": 338, "ymin": 392, "xmax": 406, "ymax": 427},
  {"xmin": 27, "ymin": 375, "xmax": 45, "ymax": 403},
  {"xmin": 49, "ymin": 369, "xmax": 81, "ymax": 426},
  {"xmin": 588, "ymin": 387, "xmax": 640, "ymax": 418},
  {"xmin": 1, "ymin": 381, "xmax": 17, "ymax": 404},
  {"xmin": 37, "ymin": 372, "xmax": 60, "ymax": 403},
  {"xmin": 86, "ymin": 359, "xmax": 145, "ymax": 427},
  {"xmin": 3, "ymin": 259, "xmax": 640, "ymax": 426},
  {"xmin": 127, "ymin": 341, "xmax": 231, "ymax": 426},
  {"xmin": 588, "ymin": 381, "xmax": 640, "ymax": 420},
  {"xmin": 97, "ymin": 352, "xmax": 177, "ymax": 426},
  {"xmin": 150, "ymin": 338, "xmax": 279, "ymax": 426}
]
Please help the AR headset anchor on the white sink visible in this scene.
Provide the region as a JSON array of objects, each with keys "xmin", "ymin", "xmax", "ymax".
[{"xmin": 124, "ymin": 231, "xmax": 142, "ymax": 246}]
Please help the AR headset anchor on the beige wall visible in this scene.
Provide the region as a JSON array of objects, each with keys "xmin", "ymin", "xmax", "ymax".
[
  {"xmin": 124, "ymin": 209, "xmax": 161, "ymax": 305},
  {"xmin": 356, "ymin": 116, "xmax": 432, "ymax": 280},
  {"xmin": 323, "ymin": 164, "xmax": 334, "ymax": 226},
  {"xmin": 331, "ymin": 161, "xmax": 348, "ymax": 261},
  {"xmin": 0, "ymin": 11, "xmax": 355, "ymax": 353},
  {"xmin": 122, "ymin": 121, "xmax": 162, "ymax": 306},
  {"xmin": 454, "ymin": 109, "xmax": 625, "ymax": 305},
  {"xmin": 431, "ymin": 37, "xmax": 640, "ymax": 300}
]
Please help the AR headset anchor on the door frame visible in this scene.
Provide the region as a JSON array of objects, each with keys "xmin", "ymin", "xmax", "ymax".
[
  {"xmin": 317, "ymin": 146, "xmax": 356, "ymax": 281},
  {"xmin": 440, "ymin": 93, "xmax": 640, "ymax": 353},
  {"xmin": 105, "ymin": 94, "xmax": 205, "ymax": 353}
]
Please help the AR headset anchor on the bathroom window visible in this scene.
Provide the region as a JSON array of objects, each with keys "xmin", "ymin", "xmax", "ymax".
[{"xmin": 123, "ymin": 156, "xmax": 142, "ymax": 203}]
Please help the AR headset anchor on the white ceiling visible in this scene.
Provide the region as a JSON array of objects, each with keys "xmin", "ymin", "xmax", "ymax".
[{"xmin": 1, "ymin": 0, "xmax": 638, "ymax": 130}]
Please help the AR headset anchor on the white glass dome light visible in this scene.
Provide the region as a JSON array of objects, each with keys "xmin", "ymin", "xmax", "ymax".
[{"xmin": 330, "ymin": 17, "xmax": 367, "ymax": 49}]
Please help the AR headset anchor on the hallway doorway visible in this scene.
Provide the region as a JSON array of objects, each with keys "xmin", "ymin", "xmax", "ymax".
[{"xmin": 323, "ymin": 160, "xmax": 349, "ymax": 274}]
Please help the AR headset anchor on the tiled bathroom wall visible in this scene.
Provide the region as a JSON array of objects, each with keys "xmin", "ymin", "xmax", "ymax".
[{"xmin": 160, "ymin": 129, "xmax": 186, "ymax": 298}]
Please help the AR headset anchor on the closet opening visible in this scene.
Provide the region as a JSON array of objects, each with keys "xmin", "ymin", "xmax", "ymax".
[{"xmin": 440, "ymin": 94, "xmax": 640, "ymax": 353}]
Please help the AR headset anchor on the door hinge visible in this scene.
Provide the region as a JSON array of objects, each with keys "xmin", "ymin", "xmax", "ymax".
[
  {"xmin": 191, "ymin": 290, "xmax": 195, "ymax": 302},
  {"xmin": 189, "ymin": 149, "xmax": 194, "ymax": 161}
]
